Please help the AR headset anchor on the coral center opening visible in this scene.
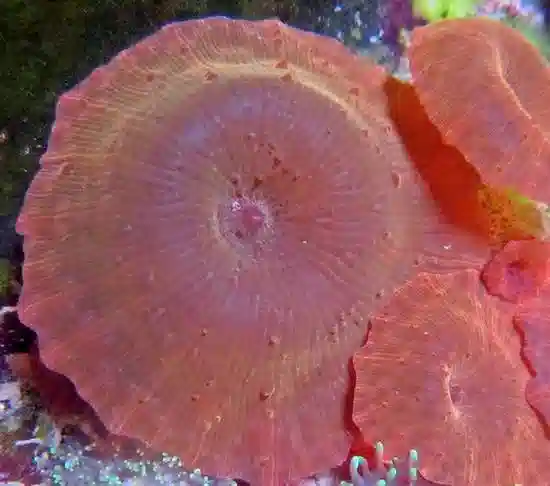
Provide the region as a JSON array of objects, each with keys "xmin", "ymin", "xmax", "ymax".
[
  {"xmin": 448, "ymin": 384, "xmax": 464, "ymax": 405},
  {"xmin": 218, "ymin": 196, "xmax": 271, "ymax": 246}
]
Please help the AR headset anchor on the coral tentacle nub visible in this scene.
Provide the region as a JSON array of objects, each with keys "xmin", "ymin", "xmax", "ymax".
[
  {"xmin": 408, "ymin": 17, "xmax": 550, "ymax": 202},
  {"xmin": 16, "ymin": 17, "xmax": 436, "ymax": 485}
]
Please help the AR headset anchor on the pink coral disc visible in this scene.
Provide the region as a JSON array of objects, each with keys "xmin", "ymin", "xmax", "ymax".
[
  {"xmin": 481, "ymin": 239, "xmax": 550, "ymax": 303},
  {"xmin": 15, "ymin": 17, "xmax": 438, "ymax": 485},
  {"xmin": 352, "ymin": 270, "xmax": 550, "ymax": 485}
]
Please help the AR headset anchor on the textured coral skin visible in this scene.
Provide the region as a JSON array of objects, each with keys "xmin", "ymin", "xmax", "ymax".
[
  {"xmin": 408, "ymin": 17, "xmax": 550, "ymax": 202},
  {"xmin": 14, "ymin": 17, "xmax": 450, "ymax": 485}
]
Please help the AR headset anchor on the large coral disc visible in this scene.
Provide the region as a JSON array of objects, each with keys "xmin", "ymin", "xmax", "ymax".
[
  {"xmin": 352, "ymin": 270, "xmax": 550, "ymax": 485},
  {"xmin": 408, "ymin": 17, "xmax": 550, "ymax": 202},
  {"xmin": 16, "ymin": 18, "xmax": 435, "ymax": 484}
]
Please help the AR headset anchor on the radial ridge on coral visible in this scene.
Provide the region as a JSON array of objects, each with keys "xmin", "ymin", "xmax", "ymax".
[{"xmin": 352, "ymin": 270, "xmax": 550, "ymax": 485}]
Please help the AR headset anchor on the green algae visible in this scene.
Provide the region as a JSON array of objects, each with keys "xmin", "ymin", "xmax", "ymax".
[
  {"xmin": 412, "ymin": 0, "xmax": 482, "ymax": 22},
  {"xmin": 0, "ymin": 258, "xmax": 11, "ymax": 297},
  {"xmin": 501, "ymin": 187, "xmax": 550, "ymax": 240}
]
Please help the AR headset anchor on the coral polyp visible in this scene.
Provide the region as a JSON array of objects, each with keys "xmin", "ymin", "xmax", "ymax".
[{"xmin": 343, "ymin": 442, "xmax": 421, "ymax": 486}]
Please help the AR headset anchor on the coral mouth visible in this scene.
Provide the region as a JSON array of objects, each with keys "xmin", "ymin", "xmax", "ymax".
[{"xmin": 218, "ymin": 196, "xmax": 271, "ymax": 246}]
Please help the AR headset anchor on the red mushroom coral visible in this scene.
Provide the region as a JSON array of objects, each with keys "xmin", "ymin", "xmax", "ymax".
[
  {"xmin": 352, "ymin": 270, "xmax": 550, "ymax": 485},
  {"xmin": 481, "ymin": 239, "xmax": 550, "ymax": 303},
  {"xmin": 15, "ymin": 18, "xmax": 440, "ymax": 484},
  {"xmin": 408, "ymin": 17, "xmax": 550, "ymax": 202}
]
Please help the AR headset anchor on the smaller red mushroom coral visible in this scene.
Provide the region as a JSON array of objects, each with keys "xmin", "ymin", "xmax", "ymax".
[
  {"xmin": 407, "ymin": 17, "xmax": 550, "ymax": 202},
  {"xmin": 352, "ymin": 269, "xmax": 550, "ymax": 485},
  {"xmin": 481, "ymin": 239, "xmax": 550, "ymax": 303}
]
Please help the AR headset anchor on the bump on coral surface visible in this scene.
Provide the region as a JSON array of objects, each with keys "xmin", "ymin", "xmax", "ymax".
[
  {"xmin": 14, "ymin": 16, "xmax": 446, "ymax": 485},
  {"xmin": 408, "ymin": 17, "xmax": 550, "ymax": 202},
  {"xmin": 481, "ymin": 239, "xmax": 550, "ymax": 303},
  {"xmin": 352, "ymin": 270, "xmax": 550, "ymax": 485}
]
